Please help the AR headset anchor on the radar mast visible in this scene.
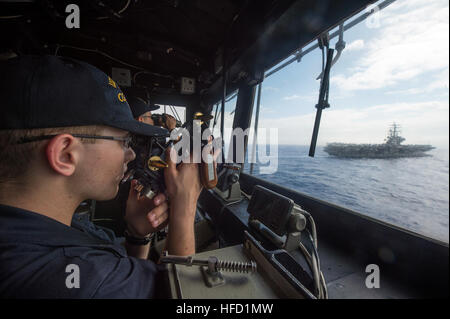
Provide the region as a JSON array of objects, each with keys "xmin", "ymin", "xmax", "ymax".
[{"xmin": 385, "ymin": 122, "xmax": 405, "ymax": 145}]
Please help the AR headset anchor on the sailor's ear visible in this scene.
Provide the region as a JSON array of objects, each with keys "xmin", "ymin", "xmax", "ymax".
[{"xmin": 45, "ymin": 134, "xmax": 79, "ymax": 176}]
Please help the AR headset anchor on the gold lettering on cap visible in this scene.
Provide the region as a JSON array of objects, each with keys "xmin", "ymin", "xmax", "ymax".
[
  {"xmin": 108, "ymin": 77, "xmax": 117, "ymax": 88},
  {"xmin": 118, "ymin": 92, "xmax": 126, "ymax": 102}
]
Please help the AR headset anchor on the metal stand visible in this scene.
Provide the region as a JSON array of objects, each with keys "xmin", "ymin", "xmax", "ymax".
[{"xmin": 214, "ymin": 182, "xmax": 242, "ymax": 202}]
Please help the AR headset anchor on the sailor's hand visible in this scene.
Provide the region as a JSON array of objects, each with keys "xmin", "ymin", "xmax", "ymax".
[
  {"xmin": 163, "ymin": 114, "xmax": 177, "ymax": 131},
  {"xmin": 164, "ymin": 147, "xmax": 202, "ymax": 219},
  {"xmin": 125, "ymin": 180, "xmax": 169, "ymax": 237},
  {"xmin": 163, "ymin": 147, "xmax": 202, "ymax": 255}
]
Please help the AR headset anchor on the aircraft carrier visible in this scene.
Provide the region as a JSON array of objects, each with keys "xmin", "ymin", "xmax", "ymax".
[{"xmin": 324, "ymin": 124, "xmax": 434, "ymax": 159}]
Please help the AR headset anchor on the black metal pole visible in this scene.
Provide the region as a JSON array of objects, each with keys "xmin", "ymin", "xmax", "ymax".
[
  {"xmin": 309, "ymin": 108, "xmax": 323, "ymax": 157},
  {"xmin": 309, "ymin": 48, "xmax": 334, "ymax": 157}
]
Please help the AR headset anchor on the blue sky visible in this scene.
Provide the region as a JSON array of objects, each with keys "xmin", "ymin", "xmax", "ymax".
[
  {"xmin": 160, "ymin": 0, "xmax": 448, "ymax": 150},
  {"xmin": 220, "ymin": 0, "xmax": 449, "ymax": 149}
]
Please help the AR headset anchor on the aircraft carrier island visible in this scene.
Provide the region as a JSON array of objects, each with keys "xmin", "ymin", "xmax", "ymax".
[{"xmin": 324, "ymin": 124, "xmax": 435, "ymax": 159}]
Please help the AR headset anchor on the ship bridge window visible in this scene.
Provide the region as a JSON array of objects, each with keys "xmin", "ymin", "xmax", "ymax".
[
  {"xmin": 210, "ymin": 90, "xmax": 238, "ymax": 163},
  {"xmin": 244, "ymin": 0, "xmax": 449, "ymax": 243}
]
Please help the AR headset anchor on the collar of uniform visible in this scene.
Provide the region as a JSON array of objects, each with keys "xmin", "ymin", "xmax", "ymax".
[{"xmin": 0, "ymin": 204, "xmax": 126, "ymax": 255}]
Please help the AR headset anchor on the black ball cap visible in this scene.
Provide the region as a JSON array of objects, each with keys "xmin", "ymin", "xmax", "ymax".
[
  {"xmin": 0, "ymin": 55, "xmax": 169, "ymax": 137},
  {"xmin": 128, "ymin": 95, "xmax": 160, "ymax": 118}
]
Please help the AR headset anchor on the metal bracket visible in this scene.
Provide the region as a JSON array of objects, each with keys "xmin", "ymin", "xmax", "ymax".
[
  {"xmin": 214, "ymin": 181, "xmax": 242, "ymax": 202},
  {"xmin": 161, "ymin": 252, "xmax": 256, "ymax": 288},
  {"xmin": 284, "ymin": 231, "xmax": 302, "ymax": 252},
  {"xmin": 201, "ymin": 266, "xmax": 226, "ymax": 287}
]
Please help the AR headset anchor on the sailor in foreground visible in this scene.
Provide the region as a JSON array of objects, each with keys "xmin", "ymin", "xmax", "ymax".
[
  {"xmin": 87, "ymin": 94, "xmax": 173, "ymax": 243},
  {"xmin": 0, "ymin": 55, "xmax": 202, "ymax": 298},
  {"xmin": 77, "ymin": 94, "xmax": 172, "ymax": 240}
]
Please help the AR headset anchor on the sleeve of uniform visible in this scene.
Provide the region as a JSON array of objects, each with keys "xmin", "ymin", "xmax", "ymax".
[{"xmin": 91, "ymin": 254, "xmax": 164, "ymax": 299}]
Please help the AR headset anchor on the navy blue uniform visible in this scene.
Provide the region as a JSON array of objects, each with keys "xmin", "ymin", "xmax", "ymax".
[{"xmin": 0, "ymin": 204, "xmax": 162, "ymax": 298}]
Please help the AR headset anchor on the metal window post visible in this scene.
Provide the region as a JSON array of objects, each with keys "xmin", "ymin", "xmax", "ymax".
[{"xmin": 250, "ymin": 82, "xmax": 262, "ymax": 174}]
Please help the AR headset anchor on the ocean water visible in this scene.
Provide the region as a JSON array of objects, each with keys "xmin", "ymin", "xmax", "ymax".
[{"xmin": 244, "ymin": 145, "xmax": 449, "ymax": 243}]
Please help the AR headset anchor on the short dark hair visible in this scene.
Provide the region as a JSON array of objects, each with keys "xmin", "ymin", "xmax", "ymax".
[{"xmin": 0, "ymin": 125, "xmax": 103, "ymax": 183}]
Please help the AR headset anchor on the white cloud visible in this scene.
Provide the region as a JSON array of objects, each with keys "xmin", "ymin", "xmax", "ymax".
[
  {"xmin": 345, "ymin": 39, "xmax": 365, "ymax": 51},
  {"xmin": 283, "ymin": 94, "xmax": 301, "ymax": 100},
  {"xmin": 332, "ymin": 0, "xmax": 449, "ymax": 92},
  {"xmin": 242, "ymin": 101, "xmax": 448, "ymax": 147},
  {"xmin": 426, "ymin": 68, "xmax": 450, "ymax": 91}
]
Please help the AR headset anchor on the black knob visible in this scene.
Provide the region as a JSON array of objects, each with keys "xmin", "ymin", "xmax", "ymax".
[{"xmin": 229, "ymin": 173, "xmax": 239, "ymax": 184}]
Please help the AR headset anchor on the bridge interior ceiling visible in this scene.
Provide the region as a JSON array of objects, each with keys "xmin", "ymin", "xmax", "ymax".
[{"xmin": 0, "ymin": 0, "xmax": 375, "ymax": 107}]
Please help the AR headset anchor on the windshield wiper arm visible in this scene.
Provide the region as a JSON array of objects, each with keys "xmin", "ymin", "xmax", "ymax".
[{"xmin": 309, "ymin": 47, "xmax": 334, "ymax": 157}]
